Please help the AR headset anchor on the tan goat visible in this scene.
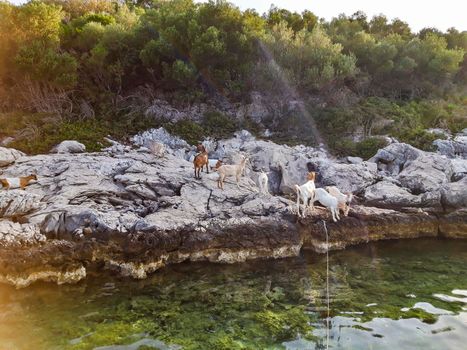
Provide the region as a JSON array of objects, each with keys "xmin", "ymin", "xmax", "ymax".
[{"xmin": 217, "ymin": 155, "xmax": 249, "ymax": 190}]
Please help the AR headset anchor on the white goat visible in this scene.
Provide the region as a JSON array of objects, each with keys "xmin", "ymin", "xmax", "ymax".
[
  {"xmin": 258, "ymin": 170, "xmax": 269, "ymax": 195},
  {"xmin": 326, "ymin": 186, "xmax": 353, "ymax": 216},
  {"xmin": 294, "ymin": 172, "xmax": 316, "ymax": 218},
  {"xmin": 217, "ymin": 155, "xmax": 249, "ymax": 190},
  {"xmin": 311, "ymin": 188, "xmax": 340, "ymax": 222}
]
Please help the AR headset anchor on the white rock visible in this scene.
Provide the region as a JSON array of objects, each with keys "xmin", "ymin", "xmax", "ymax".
[
  {"xmin": 131, "ymin": 127, "xmax": 189, "ymax": 150},
  {"xmin": 346, "ymin": 156, "xmax": 363, "ymax": 164},
  {"xmin": 51, "ymin": 140, "xmax": 86, "ymax": 154},
  {"xmin": 0, "ymin": 190, "xmax": 42, "ymax": 217},
  {"xmin": 0, "ymin": 147, "xmax": 25, "ymax": 167}
]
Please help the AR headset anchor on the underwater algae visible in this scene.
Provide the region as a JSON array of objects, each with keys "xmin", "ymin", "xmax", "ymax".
[{"xmin": 0, "ymin": 238, "xmax": 466, "ymax": 350}]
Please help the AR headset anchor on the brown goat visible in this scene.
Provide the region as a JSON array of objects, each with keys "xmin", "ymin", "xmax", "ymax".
[
  {"xmin": 212, "ymin": 159, "xmax": 223, "ymax": 171},
  {"xmin": 193, "ymin": 145, "xmax": 209, "ymax": 179},
  {"xmin": 0, "ymin": 174, "xmax": 37, "ymax": 190}
]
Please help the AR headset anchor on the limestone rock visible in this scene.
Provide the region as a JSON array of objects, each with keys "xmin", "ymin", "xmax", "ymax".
[
  {"xmin": 0, "ymin": 147, "xmax": 24, "ymax": 167},
  {"xmin": 369, "ymin": 143, "xmax": 422, "ymax": 175},
  {"xmin": 364, "ymin": 181, "xmax": 421, "ymax": 207},
  {"xmin": 144, "ymin": 99, "xmax": 208, "ymax": 122},
  {"xmin": 51, "ymin": 140, "xmax": 86, "ymax": 154},
  {"xmin": 441, "ymin": 177, "xmax": 467, "ymax": 209},
  {"xmin": 235, "ymin": 92, "xmax": 270, "ymax": 123},
  {"xmin": 132, "ymin": 127, "xmax": 189, "ymax": 150},
  {"xmin": 397, "ymin": 154, "xmax": 452, "ymax": 194},
  {"xmin": 433, "ymin": 136, "xmax": 467, "ymax": 159},
  {"xmin": 319, "ymin": 161, "xmax": 378, "ymax": 194},
  {"xmin": 451, "ymin": 158, "xmax": 467, "ymax": 181},
  {"xmin": 346, "ymin": 156, "xmax": 363, "ymax": 164},
  {"xmin": 363, "ymin": 181, "xmax": 440, "ymax": 208},
  {"xmin": 0, "ymin": 190, "xmax": 42, "ymax": 217},
  {"xmin": 0, "ymin": 130, "xmax": 466, "ymax": 287},
  {"xmin": 0, "ymin": 220, "xmax": 44, "ymax": 247}
]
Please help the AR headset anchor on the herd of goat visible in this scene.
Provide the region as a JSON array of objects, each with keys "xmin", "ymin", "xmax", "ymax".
[
  {"xmin": 0, "ymin": 144, "xmax": 352, "ymax": 222},
  {"xmin": 192, "ymin": 144, "xmax": 352, "ymax": 222}
]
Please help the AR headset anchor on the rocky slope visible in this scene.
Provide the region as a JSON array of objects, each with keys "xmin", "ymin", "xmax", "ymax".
[{"xmin": 0, "ymin": 130, "xmax": 466, "ymax": 288}]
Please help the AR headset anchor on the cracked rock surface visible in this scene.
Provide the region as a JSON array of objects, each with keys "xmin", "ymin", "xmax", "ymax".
[{"xmin": 0, "ymin": 130, "xmax": 466, "ymax": 287}]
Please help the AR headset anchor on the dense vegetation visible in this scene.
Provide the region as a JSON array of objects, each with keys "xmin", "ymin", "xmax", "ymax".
[{"xmin": 0, "ymin": 0, "xmax": 466, "ymax": 156}]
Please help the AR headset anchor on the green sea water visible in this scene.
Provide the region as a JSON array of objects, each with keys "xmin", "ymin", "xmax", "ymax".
[{"xmin": 0, "ymin": 238, "xmax": 466, "ymax": 350}]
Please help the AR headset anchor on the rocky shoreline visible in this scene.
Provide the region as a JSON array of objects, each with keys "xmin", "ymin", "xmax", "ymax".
[{"xmin": 0, "ymin": 129, "xmax": 466, "ymax": 288}]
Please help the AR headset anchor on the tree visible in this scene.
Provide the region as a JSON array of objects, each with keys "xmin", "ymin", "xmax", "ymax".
[
  {"xmin": 0, "ymin": 1, "xmax": 77, "ymax": 114},
  {"xmin": 260, "ymin": 22, "xmax": 357, "ymax": 92}
]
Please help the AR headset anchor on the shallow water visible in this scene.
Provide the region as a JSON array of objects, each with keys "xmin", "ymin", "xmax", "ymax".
[{"xmin": 0, "ymin": 238, "xmax": 466, "ymax": 350}]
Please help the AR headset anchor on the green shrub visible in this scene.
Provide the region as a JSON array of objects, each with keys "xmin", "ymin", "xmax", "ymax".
[
  {"xmin": 328, "ymin": 139, "xmax": 357, "ymax": 157},
  {"xmin": 201, "ymin": 111, "xmax": 237, "ymax": 139},
  {"xmin": 355, "ymin": 137, "xmax": 388, "ymax": 159},
  {"xmin": 395, "ymin": 127, "xmax": 440, "ymax": 151},
  {"xmin": 166, "ymin": 119, "xmax": 205, "ymax": 145},
  {"xmin": 9, "ymin": 119, "xmax": 110, "ymax": 154}
]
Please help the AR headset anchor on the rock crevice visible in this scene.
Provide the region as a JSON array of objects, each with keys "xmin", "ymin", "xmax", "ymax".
[{"xmin": 0, "ymin": 130, "xmax": 466, "ymax": 287}]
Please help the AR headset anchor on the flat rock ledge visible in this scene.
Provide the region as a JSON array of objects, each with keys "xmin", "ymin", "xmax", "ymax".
[
  {"xmin": 1, "ymin": 206, "xmax": 465, "ymax": 288},
  {"xmin": 0, "ymin": 132, "xmax": 466, "ymax": 288}
]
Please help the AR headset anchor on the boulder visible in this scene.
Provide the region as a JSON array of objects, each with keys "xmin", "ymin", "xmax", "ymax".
[
  {"xmin": 51, "ymin": 140, "xmax": 86, "ymax": 154},
  {"xmin": 397, "ymin": 154, "xmax": 452, "ymax": 194},
  {"xmin": 369, "ymin": 143, "xmax": 422, "ymax": 175},
  {"xmin": 319, "ymin": 161, "xmax": 378, "ymax": 194},
  {"xmin": 102, "ymin": 138, "xmax": 132, "ymax": 155},
  {"xmin": 451, "ymin": 158, "xmax": 467, "ymax": 181},
  {"xmin": 0, "ymin": 147, "xmax": 24, "ymax": 167},
  {"xmin": 364, "ymin": 181, "xmax": 421, "ymax": 207},
  {"xmin": 346, "ymin": 156, "xmax": 363, "ymax": 164},
  {"xmin": 427, "ymin": 128, "xmax": 451, "ymax": 138},
  {"xmin": 440, "ymin": 177, "xmax": 467, "ymax": 209},
  {"xmin": 131, "ymin": 127, "xmax": 189, "ymax": 151},
  {"xmin": 363, "ymin": 181, "xmax": 440, "ymax": 208},
  {"xmin": 433, "ymin": 136, "xmax": 467, "ymax": 159}
]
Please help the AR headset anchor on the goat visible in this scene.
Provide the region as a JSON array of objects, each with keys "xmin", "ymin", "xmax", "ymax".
[
  {"xmin": 258, "ymin": 169, "xmax": 269, "ymax": 195},
  {"xmin": 212, "ymin": 159, "xmax": 223, "ymax": 171},
  {"xmin": 326, "ymin": 186, "xmax": 353, "ymax": 216},
  {"xmin": 311, "ymin": 188, "xmax": 340, "ymax": 222},
  {"xmin": 0, "ymin": 174, "xmax": 37, "ymax": 190},
  {"xmin": 217, "ymin": 155, "xmax": 249, "ymax": 190},
  {"xmin": 189, "ymin": 154, "xmax": 222, "ymax": 172},
  {"xmin": 193, "ymin": 145, "xmax": 209, "ymax": 179},
  {"xmin": 294, "ymin": 172, "xmax": 316, "ymax": 218}
]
